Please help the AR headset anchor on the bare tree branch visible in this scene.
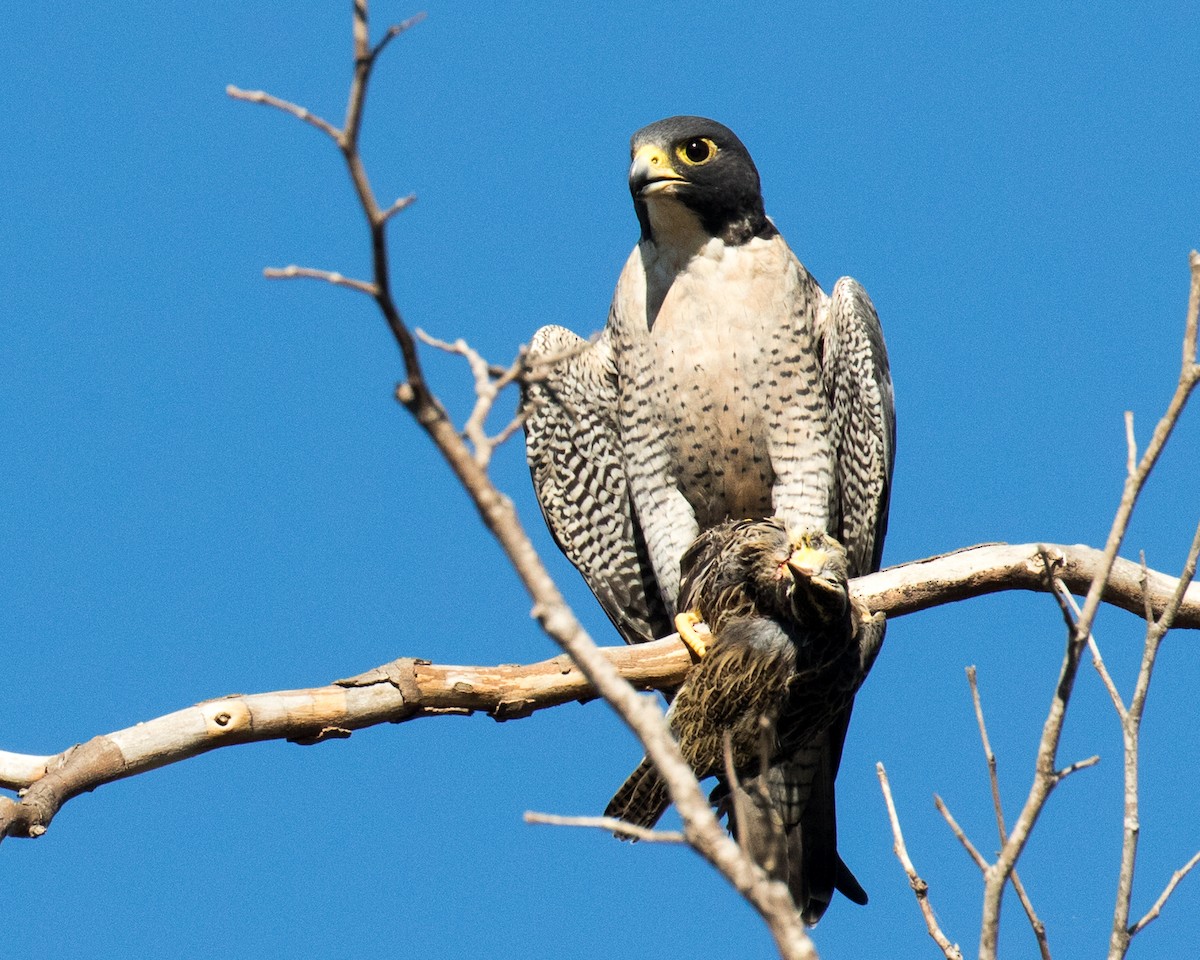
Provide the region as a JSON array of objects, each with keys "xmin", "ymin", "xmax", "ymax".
[
  {"xmin": 966, "ymin": 667, "xmax": 1051, "ymax": 960},
  {"xmin": 877, "ymin": 764, "xmax": 964, "ymax": 960},
  {"xmin": 2, "ymin": 541, "xmax": 1197, "ymax": 825},
  {"xmin": 865, "ymin": 542, "xmax": 1200, "ymax": 628},
  {"xmin": 224, "ymin": 85, "xmax": 340, "ymax": 141},
  {"xmin": 1108, "ymin": 515, "xmax": 1200, "ymax": 959},
  {"xmin": 380, "ymin": 192, "xmax": 418, "ymax": 223},
  {"xmin": 1124, "ymin": 410, "xmax": 1137, "ymax": 479},
  {"xmin": 1128, "ymin": 850, "xmax": 1200, "ymax": 936},
  {"xmin": 1053, "ymin": 578, "xmax": 1128, "ymax": 719},
  {"xmin": 1054, "ymin": 756, "xmax": 1100, "ymax": 781},
  {"xmin": 415, "ymin": 328, "xmax": 527, "ymax": 467},
  {"xmin": 262, "ymin": 264, "xmax": 378, "ymax": 296},
  {"xmin": 523, "ymin": 811, "xmax": 686, "ymax": 843},
  {"xmin": 0, "ymin": 646, "xmax": 680, "ymax": 829},
  {"xmin": 977, "ymin": 251, "xmax": 1200, "ymax": 960},
  {"xmin": 933, "ymin": 794, "xmax": 988, "ymax": 872}
]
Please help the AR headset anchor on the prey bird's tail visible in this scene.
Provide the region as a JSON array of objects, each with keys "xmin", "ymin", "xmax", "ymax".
[{"xmin": 604, "ymin": 758, "xmax": 670, "ymax": 833}]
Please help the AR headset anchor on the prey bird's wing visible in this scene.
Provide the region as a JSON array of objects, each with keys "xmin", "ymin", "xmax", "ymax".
[
  {"xmin": 816, "ymin": 276, "xmax": 896, "ymax": 579},
  {"xmin": 523, "ymin": 324, "xmax": 672, "ymax": 646}
]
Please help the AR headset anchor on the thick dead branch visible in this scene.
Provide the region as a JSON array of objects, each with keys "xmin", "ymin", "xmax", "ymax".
[
  {"xmin": 863, "ymin": 542, "xmax": 1200, "ymax": 628},
  {"xmin": 0, "ymin": 645, "xmax": 684, "ymax": 808},
  {"xmin": 3, "ymin": 540, "xmax": 1197, "ymax": 830}
]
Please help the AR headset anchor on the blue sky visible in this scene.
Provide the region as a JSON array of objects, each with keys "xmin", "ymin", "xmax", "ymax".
[{"xmin": 3, "ymin": 3, "xmax": 1199, "ymax": 958}]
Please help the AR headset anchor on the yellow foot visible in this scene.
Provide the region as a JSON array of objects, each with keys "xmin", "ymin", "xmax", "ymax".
[{"xmin": 675, "ymin": 610, "xmax": 712, "ymax": 660}]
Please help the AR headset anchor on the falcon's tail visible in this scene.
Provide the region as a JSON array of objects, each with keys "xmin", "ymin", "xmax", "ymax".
[
  {"xmin": 788, "ymin": 771, "xmax": 869, "ymax": 925},
  {"xmin": 604, "ymin": 758, "xmax": 670, "ymax": 833}
]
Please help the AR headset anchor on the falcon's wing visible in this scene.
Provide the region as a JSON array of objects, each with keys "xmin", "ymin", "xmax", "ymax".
[
  {"xmin": 817, "ymin": 276, "xmax": 896, "ymax": 579},
  {"xmin": 523, "ymin": 324, "xmax": 672, "ymax": 646}
]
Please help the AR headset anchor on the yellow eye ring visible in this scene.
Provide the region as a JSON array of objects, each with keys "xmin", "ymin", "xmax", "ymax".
[{"xmin": 676, "ymin": 137, "xmax": 717, "ymax": 166}]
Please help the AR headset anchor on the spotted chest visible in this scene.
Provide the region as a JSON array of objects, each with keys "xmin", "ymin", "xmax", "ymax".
[{"xmin": 611, "ymin": 234, "xmax": 829, "ymax": 529}]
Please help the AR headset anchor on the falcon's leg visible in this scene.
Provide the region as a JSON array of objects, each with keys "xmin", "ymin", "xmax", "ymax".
[{"xmin": 674, "ymin": 610, "xmax": 711, "ymax": 660}]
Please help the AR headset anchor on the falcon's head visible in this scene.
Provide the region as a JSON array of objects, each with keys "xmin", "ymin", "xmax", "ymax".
[{"xmin": 628, "ymin": 116, "xmax": 772, "ymax": 247}]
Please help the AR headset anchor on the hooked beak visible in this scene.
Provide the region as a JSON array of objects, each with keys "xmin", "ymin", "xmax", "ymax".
[{"xmin": 629, "ymin": 143, "xmax": 685, "ymax": 198}]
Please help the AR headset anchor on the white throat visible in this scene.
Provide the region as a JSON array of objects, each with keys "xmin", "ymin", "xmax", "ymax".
[{"xmin": 643, "ymin": 195, "xmax": 712, "ymax": 265}]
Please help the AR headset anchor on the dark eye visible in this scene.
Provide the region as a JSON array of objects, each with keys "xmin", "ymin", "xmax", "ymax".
[{"xmin": 678, "ymin": 137, "xmax": 716, "ymax": 165}]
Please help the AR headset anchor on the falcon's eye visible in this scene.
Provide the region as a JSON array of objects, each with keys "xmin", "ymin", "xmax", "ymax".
[{"xmin": 677, "ymin": 137, "xmax": 717, "ymax": 166}]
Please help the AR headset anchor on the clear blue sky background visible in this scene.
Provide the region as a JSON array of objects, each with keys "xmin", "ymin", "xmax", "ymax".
[{"xmin": 3, "ymin": 3, "xmax": 1198, "ymax": 958}]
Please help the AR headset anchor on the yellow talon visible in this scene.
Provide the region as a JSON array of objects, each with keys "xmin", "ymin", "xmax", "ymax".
[{"xmin": 675, "ymin": 610, "xmax": 712, "ymax": 659}]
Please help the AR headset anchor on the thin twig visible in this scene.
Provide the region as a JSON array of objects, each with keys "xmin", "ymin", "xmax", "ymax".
[
  {"xmin": 877, "ymin": 764, "xmax": 963, "ymax": 960},
  {"xmin": 523, "ymin": 811, "xmax": 686, "ymax": 844},
  {"xmin": 1011, "ymin": 869, "xmax": 1051, "ymax": 960},
  {"xmin": 1128, "ymin": 850, "xmax": 1200, "ymax": 935},
  {"xmin": 1054, "ymin": 755, "xmax": 1100, "ymax": 781},
  {"xmin": 933, "ymin": 794, "xmax": 988, "ymax": 871},
  {"xmin": 520, "ymin": 333, "xmax": 595, "ymax": 386},
  {"xmin": 416, "ymin": 329, "xmax": 527, "ymax": 467},
  {"xmin": 369, "ymin": 12, "xmax": 426, "ymax": 62},
  {"xmin": 380, "ymin": 193, "xmax": 418, "ymax": 223},
  {"xmin": 966, "ymin": 667, "xmax": 1051, "ymax": 960},
  {"xmin": 1124, "ymin": 411, "xmax": 1137, "ymax": 479},
  {"xmin": 225, "ymin": 86, "xmax": 341, "ymax": 141},
  {"xmin": 1147, "ymin": 519, "xmax": 1200, "ymax": 641},
  {"xmin": 1184, "ymin": 250, "xmax": 1200, "ymax": 368},
  {"xmin": 967, "ymin": 667, "xmax": 1004, "ymax": 841},
  {"xmin": 1053, "ymin": 577, "xmax": 1127, "ymax": 718},
  {"xmin": 489, "ymin": 408, "xmax": 528, "ymax": 453},
  {"xmin": 1139, "ymin": 552, "xmax": 1155, "ymax": 626},
  {"xmin": 263, "ymin": 265, "xmax": 377, "ymax": 296}
]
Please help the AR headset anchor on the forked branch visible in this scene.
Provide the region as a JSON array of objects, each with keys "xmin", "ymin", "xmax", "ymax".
[{"xmin": 975, "ymin": 252, "xmax": 1200, "ymax": 960}]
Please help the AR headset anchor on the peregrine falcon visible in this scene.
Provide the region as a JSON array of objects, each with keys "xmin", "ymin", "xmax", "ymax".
[
  {"xmin": 523, "ymin": 116, "xmax": 895, "ymax": 914},
  {"xmin": 603, "ymin": 520, "xmax": 885, "ymax": 924}
]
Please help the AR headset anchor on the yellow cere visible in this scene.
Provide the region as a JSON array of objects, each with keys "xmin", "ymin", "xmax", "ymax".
[{"xmin": 632, "ymin": 144, "xmax": 679, "ymax": 176}]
